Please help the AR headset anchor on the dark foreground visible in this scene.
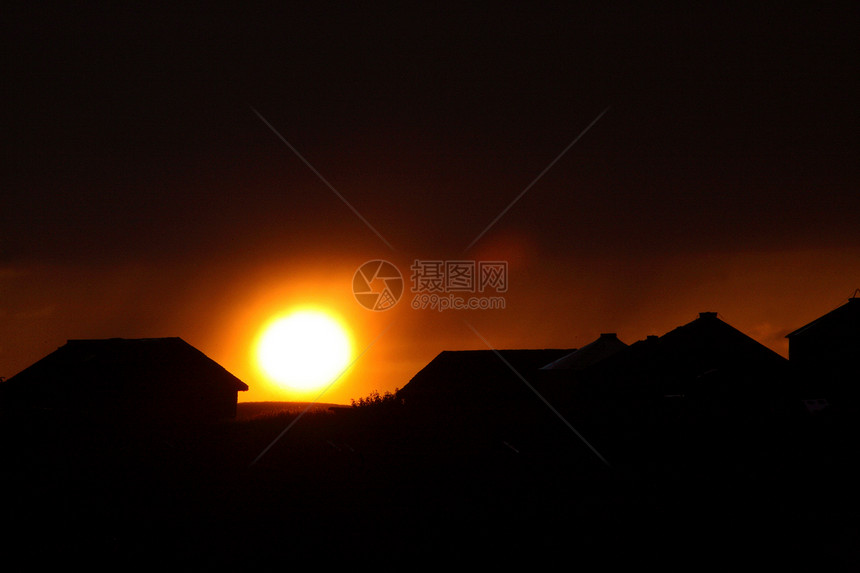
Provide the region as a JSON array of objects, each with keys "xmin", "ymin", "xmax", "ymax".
[{"xmin": 2, "ymin": 400, "xmax": 859, "ymax": 570}]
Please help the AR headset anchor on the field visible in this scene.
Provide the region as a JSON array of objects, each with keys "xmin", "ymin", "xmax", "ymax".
[
  {"xmin": 2, "ymin": 397, "xmax": 860, "ymax": 569},
  {"xmin": 235, "ymin": 400, "xmax": 347, "ymax": 420}
]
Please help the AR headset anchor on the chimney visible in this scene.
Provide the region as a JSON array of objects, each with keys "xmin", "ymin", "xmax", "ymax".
[{"xmin": 698, "ymin": 312, "xmax": 718, "ymax": 320}]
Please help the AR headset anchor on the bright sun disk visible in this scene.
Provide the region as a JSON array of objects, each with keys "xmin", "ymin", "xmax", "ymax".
[{"xmin": 256, "ymin": 309, "xmax": 353, "ymax": 392}]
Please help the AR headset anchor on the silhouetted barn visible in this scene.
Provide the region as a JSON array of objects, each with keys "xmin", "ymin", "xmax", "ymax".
[
  {"xmin": 0, "ymin": 338, "xmax": 248, "ymax": 423},
  {"xmin": 786, "ymin": 294, "xmax": 860, "ymax": 404}
]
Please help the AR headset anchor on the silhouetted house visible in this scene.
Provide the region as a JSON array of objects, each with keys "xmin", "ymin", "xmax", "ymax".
[
  {"xmin": 786, "ymin": 294, "xmax": 860, "ymax": 405},
  {"xmin": 396, "ymin": 348, "xmax": 581, "ymax": 454},
  {"xmin": 573, "ymin": 312, "xmax": 790, "ymax": 423},
  {"xmin": 0, "ymin": 338, "xmax": 248, "ymax": 423},
  {"xmin": 540, "ymin": 333, "xmax": 628, "ymax": 371},
  {"xmin": 397, "ymin": 348, "xmax": 575, "ymax": 410}
]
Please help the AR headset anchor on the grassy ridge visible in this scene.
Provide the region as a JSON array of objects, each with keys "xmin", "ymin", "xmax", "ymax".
[{"xmin": 235, "ymin": 401, "xmax": 346, "ymax": 420}]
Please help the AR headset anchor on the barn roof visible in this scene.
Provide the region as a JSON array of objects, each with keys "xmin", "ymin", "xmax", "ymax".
[
  {"xmin": 786, "ymin": 296, "xmax": 860, "ymax": 339},
  {"xmin": 0, "ymin": 337, "xmax": 248, "ymax": 402}
]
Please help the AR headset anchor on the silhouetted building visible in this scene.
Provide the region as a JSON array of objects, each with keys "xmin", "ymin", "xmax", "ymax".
[
  {"xmin": 396, "ymin": 348, "xmax": 583, "ymax": 457},
  {"xmin": 0, "ymin": 337, "xmax": 248, "ymax": 423},
  {"xmin": 540, "ymin": 333, "xmax": 628, "ymax": 371},
  {"xmin": 396, "ymin": 311, "xmax": 795, "ymax": 452},
  {"xmin": 397, "ymin": 348, "xmax": 575, "ymax": 409},
  {"xmin": 545, "ymin": 313, "xmax": 791, "ymax": 426},
  {"xmin": 578, "ymin": 312, "xmax": 789, "ymax": 413},
  {"xmin": 786, "ymin": 294, "xmax": 860, "ymax": 404}
]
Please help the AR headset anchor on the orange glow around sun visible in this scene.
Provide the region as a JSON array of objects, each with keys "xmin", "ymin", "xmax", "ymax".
[{"xmin": 254, "ymin": 308, "xmax": 354, "ymax": 396}]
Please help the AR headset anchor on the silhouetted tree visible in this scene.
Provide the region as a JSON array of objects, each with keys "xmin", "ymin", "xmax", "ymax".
[{"xmin": 350, "ymin": 388, "xmax": 402, "ymax": 409}]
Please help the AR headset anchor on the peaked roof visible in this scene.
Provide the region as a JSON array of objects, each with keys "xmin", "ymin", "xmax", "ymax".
[
  {"xmin": 540, "ymin": 333, "xmax": 628, "ymax": 370},
  {"xmin": 786, "ymin": 296, "xmax": 860, "ymax": 339},
  {"xmin": 0, "ymin": 338, "xmax": 248, "ymax": 402},
  {"xmin": 588, "ymin": 312, "xmax": 788, "ymax": 388},
  {"xmin": 656, "ymin": 311, "xmax": 786, "ymax": 367},
  {"xmin": 398, "ymin": 348, "xmax": 575, "ymax": 402}
]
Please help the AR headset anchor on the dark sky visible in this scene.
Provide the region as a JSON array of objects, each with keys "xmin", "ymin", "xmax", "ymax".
[{"xmin": 2, "ymin": 2, "xmax": 859, "ymax": 402}]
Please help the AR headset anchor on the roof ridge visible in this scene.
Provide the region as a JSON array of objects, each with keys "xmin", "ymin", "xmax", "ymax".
[{"xmin": 786, "ymin": 297, "xmax": 858, "ymax": 338}]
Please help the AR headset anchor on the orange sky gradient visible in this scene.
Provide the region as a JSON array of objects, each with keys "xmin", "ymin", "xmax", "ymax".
[
  {"xmin": 2, "ymin": 4, "xmax": 857, "ymax": 405},
  {"xmin": 2, "ymin": 245, "xmax": 858, "ymax": 405}
]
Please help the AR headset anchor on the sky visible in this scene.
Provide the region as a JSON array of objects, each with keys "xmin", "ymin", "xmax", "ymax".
[{"xmin": 2, "ymin": 2, "xmax": 859, "ymax": 404}]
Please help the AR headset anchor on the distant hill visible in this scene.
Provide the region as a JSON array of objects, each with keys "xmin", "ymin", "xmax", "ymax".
[{"xmin": 235, "ymin": 401, "xmax": 346, "ymax": 421}]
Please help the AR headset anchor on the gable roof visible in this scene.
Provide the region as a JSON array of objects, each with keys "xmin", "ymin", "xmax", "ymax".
[
  {"xmin": 655, "ymin": 311, "xmax": 787, "ymax": 370},
  {"xmin": 586, "ymin": 312, "xmax": 788, "ymax": 394},
  {"xmin": 540, "ymin": 333, "xmax": 628, "ymax": 370},
  {"xmin": 0, "ymin": 338, "xmax": 248, "ymax": 406},
  {"xmin": 786, "ymin": 296, "xmax": 860, "ymax": 339},
  {"xmin": 397, "ymin": 348, "xmax": 575, "ymax": 403}
]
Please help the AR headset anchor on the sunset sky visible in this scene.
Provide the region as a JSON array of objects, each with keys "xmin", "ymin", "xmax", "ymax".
[{"xmin": 2, "ymin": 2, "xmax": 858, "ymax": 404}]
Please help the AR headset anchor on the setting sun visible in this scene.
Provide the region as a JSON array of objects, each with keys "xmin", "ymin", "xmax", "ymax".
[{"xmin": 255, "ymin": 309, "xmax": 353, "ymax": 394}]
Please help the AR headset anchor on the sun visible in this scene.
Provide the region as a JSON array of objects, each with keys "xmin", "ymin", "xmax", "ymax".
[{"xmin": 256, "ymin": 309, "xmax": 353, "ymax": 393}]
